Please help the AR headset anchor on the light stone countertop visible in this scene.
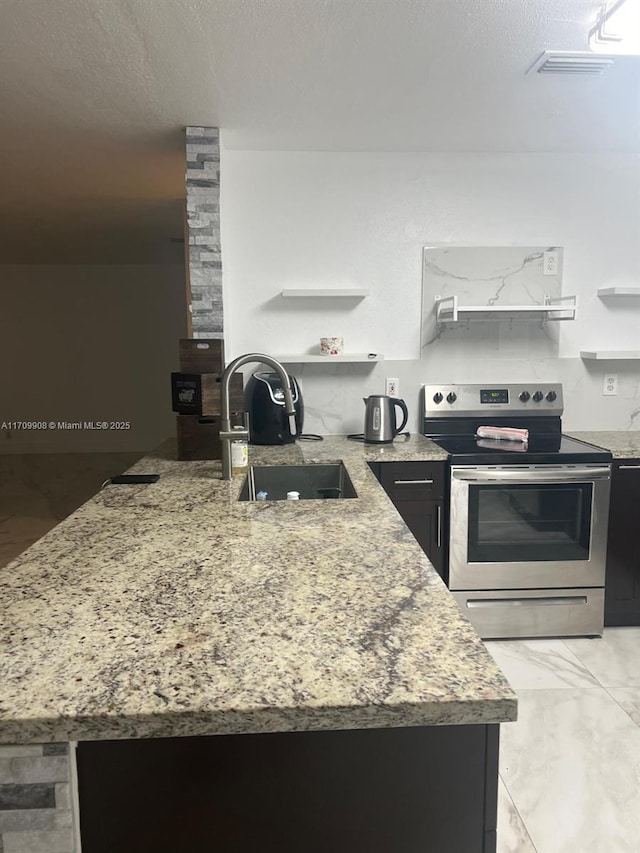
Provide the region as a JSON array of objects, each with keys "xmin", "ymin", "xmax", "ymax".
[
  {"xmin": 566, "ymin": 431, "xmax": 640, "ymax": 460},
  {"xmin": 0, "ymin": 435, "xmax": 516, "ymax": 744}
]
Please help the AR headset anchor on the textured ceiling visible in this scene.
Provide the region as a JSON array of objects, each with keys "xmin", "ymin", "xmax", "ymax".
[{"xmin": 0, "ymin": 0, "xmax": 638, "ymax": 263}]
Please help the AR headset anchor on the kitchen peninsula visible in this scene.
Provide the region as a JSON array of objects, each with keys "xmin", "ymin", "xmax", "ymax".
[{"xmin": 0, "ymin": 436, "xmax": 516, "ymax": 853}]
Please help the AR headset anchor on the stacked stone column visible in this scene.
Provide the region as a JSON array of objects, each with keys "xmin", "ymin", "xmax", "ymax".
[
  {"xmin": 185, "ymin": 127, "xmax": 223, "ymax": 338},
  {"xmin": 0, "ymin": 743, "xmax": 78, "ymax": 852}
]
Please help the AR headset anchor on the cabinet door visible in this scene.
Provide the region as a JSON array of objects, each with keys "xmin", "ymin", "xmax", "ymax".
[
  {"xmin": 393, "ymin": 499, "xmax": 445, "ymax": 578},
  {"xmin": 376, "ymin": 461, "xmax": 447, "ymax": 578},
  {"xmin": 605, "ymin": 460, "xmax": 640, "ymax": 627}
]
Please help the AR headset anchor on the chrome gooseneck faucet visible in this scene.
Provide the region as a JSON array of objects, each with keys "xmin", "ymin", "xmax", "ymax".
[{"xmin": 219, "ymin": 353, "xmax": 297, "ymax": 480}]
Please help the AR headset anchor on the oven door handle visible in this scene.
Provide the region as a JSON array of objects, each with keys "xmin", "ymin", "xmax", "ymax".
[{"xmin": 452, "ymin": 467, "xmax": 611, "ymax": 483}]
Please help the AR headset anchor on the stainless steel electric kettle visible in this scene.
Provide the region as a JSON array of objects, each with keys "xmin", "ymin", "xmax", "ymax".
[{"xmin": 363, "ymin": 395, "xmax": 409, "ymax": 443}]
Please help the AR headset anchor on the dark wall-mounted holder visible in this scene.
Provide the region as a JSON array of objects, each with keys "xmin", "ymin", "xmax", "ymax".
[{"xmin": 173, "ymin": 339, "xmax": 244, "ymax": 461}]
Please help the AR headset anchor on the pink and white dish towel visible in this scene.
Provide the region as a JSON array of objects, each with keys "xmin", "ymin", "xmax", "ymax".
[{"xmin": 476, "ymin": 425, "xmax": 529, "ymax": 443}]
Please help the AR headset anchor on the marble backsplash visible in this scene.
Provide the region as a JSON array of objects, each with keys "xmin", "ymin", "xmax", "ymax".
[
  {"xmin": 420, "ymin": 246, "xmax": 564, "ymax": 365},
  {"xmin": 278, "ymin": 357, "xmax": 640, "ymax": 437}
]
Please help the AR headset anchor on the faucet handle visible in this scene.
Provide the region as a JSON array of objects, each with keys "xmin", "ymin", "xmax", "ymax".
[{"xmin": 221, "ymin": 412, "xmax": 250, "ymax": 444}]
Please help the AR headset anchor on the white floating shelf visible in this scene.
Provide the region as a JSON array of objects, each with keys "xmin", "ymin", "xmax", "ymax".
[
  {"xmin": 280, "ymin": 288, "xmax": 369, "ymax": 298},
  {"xmin": 580, "ymin": 351, "xmax": 640, "ymax": 361},
  {"xmin": 597, "ymin": 287, "xmax": 640, "ymax": 297},
  {"xmin": 435, "ymin": 294, "xmax": 577, "ymax": 324},
  {"xmin": 275, "ymin": 353, "xmax": 383, "ymax": 363}
]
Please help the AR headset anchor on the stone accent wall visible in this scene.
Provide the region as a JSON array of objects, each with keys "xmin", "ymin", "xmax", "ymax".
[
  {"xmin": 0, "ymin": 743, "xmax": 78, "ymax": 852},
  {"xmin": 185, "ymin": 127, "xmax": 223, "ymax": 339}
]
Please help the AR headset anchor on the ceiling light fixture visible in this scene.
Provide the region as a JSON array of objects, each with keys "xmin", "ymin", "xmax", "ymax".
[{"xmin": 589, "ymin": 0, "xmax": 640, "ymax": 54}]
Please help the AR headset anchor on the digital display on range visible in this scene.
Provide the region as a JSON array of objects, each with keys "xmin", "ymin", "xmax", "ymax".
[{"xmin": 480, "ymin": 389, "xmax": 509, "ymax": 404}]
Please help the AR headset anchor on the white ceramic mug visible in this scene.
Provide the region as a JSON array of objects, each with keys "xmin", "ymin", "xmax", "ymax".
[{"xmin": 320, "ymin": 337, "xmax": 344, "ymax": 356}]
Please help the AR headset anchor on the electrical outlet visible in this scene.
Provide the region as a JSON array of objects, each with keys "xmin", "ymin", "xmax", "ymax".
[
  {"xmin": 386, "ymin": 377, "xmax": 399, "ymax": 397},
  {"xmin": 603, "ymin": 374, "xmax": 618, "ymax": 396},
  {"xmin": 543, "ymin": 250, "xmax": 559, "ymax": 276}
]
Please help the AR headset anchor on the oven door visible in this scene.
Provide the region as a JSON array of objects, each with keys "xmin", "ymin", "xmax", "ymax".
[{"xmin": 449, "ymin": 465, "xmax": 611, "ymax": 591}]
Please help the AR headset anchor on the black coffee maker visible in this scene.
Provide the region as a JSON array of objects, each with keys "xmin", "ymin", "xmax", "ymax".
[{"xmin": 245, "ymin": 371, "xmax": 304, "ymax": 445}]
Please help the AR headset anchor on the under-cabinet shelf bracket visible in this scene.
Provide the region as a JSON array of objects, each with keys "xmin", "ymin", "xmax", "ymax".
[
  {"xmin": 543, "ymin": 294, "xmax": 578, "ymax": 322},
  {"xmin": 434, "ymin": 294, "xmax": 458, "ymax": 323},
  {"xmin": 434, "ymin": 293, "xmax": 577, "ymax": 324}
]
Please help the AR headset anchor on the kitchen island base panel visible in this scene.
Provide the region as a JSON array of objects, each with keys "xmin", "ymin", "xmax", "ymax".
[{"xmin": 77, "ymin": 723, "xmax": 499, "ymax": 853}]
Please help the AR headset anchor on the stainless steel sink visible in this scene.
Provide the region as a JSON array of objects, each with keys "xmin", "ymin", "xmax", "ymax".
[{"xmin": 238, "ymin": 463, "xmax": 357, "ymax": 501}]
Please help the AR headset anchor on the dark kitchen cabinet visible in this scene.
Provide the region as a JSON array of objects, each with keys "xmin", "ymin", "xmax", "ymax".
[
  {"xmin": 605, "ymin": 459, "xmax": 640, "ymax": 626},
  {"xmin": 373, "ymin": 461, "xmax": 447, "ymax": 578},
  {"xmin": 77, "ymin": 723, "xmax": 499, "ymax": 853},
  {"xmin": 390, "ymin": 499, "xmax": 444, "ymax": 576}
]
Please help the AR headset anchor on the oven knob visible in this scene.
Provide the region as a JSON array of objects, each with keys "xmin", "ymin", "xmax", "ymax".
[
  {"xmin": 546, "ymin": 390, "xmax": 557, "ymax": 402},
  {"xmin": 533, "ymin": 391, "xmax": 544, "ymax": 402},
  {"xmin": 519, "ymin": 391, "xmax": 530, "ymax": 402},
  {"xmin": 446, "ymin": 392, "xmax": 457, "ymax": 404},
  {"xmin": 433, "ymin": 392, "xmax": 443, "ymax": 404}
]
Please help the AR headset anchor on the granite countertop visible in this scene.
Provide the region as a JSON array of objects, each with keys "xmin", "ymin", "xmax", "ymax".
[
  {"xmin": 566, "ymin": 431, "xmax": 640, "ymax": 460},
  {"xmin": 0, "ymin": 435, "xmax": 515, "ymax": 744}
]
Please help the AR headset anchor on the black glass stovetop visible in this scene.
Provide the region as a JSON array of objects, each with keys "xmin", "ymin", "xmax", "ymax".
[{"xmin": 429, "ymin": 433, "xmax": 611, "ymax": 465}]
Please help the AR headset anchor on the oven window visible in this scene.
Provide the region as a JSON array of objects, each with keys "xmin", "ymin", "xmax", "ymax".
[{"xmin": 468, "ymin": 483, "xmax": 592, "ymax": 563}]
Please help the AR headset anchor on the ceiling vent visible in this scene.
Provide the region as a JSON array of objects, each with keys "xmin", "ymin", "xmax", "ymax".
[{"xmin": 527, "ymin": 50, "xmax": 616, "ymax": 75}]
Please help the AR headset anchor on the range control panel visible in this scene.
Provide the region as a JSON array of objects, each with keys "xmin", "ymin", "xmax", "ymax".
[{"xmin": 422, "ymin": 383, "xmax": 564, "ymax": 418}]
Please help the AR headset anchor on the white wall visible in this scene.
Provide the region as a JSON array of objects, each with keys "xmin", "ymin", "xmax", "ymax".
[
  {"xmin": 221, "ymin": 148, "xmax": 640, "ymax": 434},
  {"xmin": 0, "ymin": 265, "xmax": 187, "ymax": 452}
]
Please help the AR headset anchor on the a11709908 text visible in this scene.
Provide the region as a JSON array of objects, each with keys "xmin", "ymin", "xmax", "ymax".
[{"xmin": 1, "ymin": 421, "xmax": 132, "ymax": 430}]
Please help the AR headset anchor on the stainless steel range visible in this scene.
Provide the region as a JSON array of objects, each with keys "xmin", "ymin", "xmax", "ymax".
[{"xmin": 422, "ymin": 383, "xmax": 612, "ymax": 640}]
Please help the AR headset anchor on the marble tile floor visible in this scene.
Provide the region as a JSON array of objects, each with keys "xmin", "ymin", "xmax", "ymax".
[
  {"xmin": 0, "ymin": 452, "xmax": 144, "ymax": 567},
  {"xmin": 488, "ymin": 630, "xmax": 640, "ymax": 853}
]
